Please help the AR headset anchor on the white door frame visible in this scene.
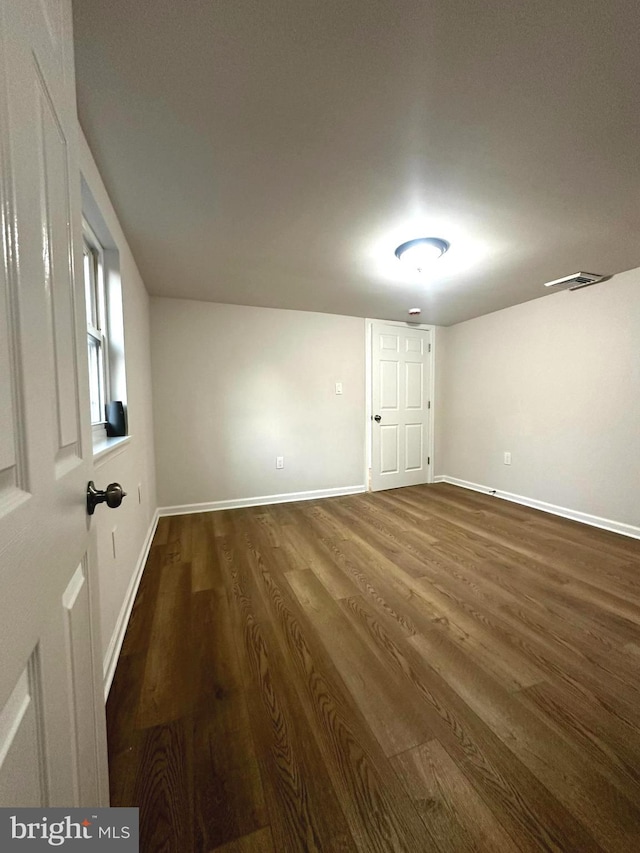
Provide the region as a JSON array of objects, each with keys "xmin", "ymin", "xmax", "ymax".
[{"xmin": 365, "ymin": 320, "xmax": 437, "ymax": 490}]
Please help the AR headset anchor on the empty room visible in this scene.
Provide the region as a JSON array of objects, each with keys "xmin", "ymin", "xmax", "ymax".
[{"xmin": 1, "ymin": 1, "xmax": 640, "ymax": 851}]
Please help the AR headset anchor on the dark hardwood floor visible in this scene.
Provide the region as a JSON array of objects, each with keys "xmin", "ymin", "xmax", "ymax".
[{"xmin": 107, "ymin": 483, "xmax": 640, "ymax": 852}]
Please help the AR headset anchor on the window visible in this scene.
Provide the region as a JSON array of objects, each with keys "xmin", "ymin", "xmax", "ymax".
[
  {"xmin": 83, "ymin": 221, "xmax": 109, "ymax": 429},
  {"xmin": 81, "ymin": 175, "xmax": 128, "ymax": 455}
]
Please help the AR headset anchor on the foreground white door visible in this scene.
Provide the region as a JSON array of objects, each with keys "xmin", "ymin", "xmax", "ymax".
[
  {"xmin": 0, "ymin": 1, "xmax": 108, "ymax": 806},
  {"xmin": 370, "ymin": 322, "xmax": 432, "ymax": 491}
]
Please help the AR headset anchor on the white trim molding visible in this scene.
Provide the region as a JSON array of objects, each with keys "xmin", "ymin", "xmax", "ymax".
[
  {"xmin": 103, "ymin": 508, "xmax": 160, "ymax": 699},
  {"xmin": 158, "ymin": 484, "xmax": 367, "ymax": 518},
  {"xmin": 437, "ymin": 476, "xmax": 640, "ymax": 540}
]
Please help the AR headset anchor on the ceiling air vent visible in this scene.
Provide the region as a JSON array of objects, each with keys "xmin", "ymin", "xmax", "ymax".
[{"xmin": 543, "ymin": 271, "xmax": 606, "ymax": 291}]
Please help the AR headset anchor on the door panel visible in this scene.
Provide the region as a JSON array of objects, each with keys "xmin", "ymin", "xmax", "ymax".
[
  {"xmin": 0, "ymin": 264, "xmax": 18, "ymax": 474},
  {"xmin": 0, "ymin": 281, "xmax": 25, "ymax": 505},
  {"xmin": 405, "ymin": 336, "xmax": 423, "ymax": 354},
  {"xmin": 371, "ymin": 322, "xmax": 432, "ymax": 491},
  {"xmin": 0, "ymin": 53, "xmax": 27, "ymax": 512},
  {"xmin": 405, "ymin": 362, "xmax": 423, "ymax": 409},
  {"xmin": 36, "ymin": 66, "xmax": 81, "ymax": 461},
  {"xmin": 380, "ymin": 424, "xmax": 399, "ymax": 474},
  {"xmin": 62, "ymin": 562, "xmax": 99, "ymax": 805},
  {"xmin": 0, "ymin": 662, "xmax": 46, "ymax": 807},
  {"xmin": 405, "ymin": 423, "xmax": 423, "ymax": 471},
  {"xmin": 380, "ymin": 333, "xmax": 399, "ymax": 352},
  {"xmin": 0, "ymin": 0, "xmax": 108, "ymax": 807},
  {"xmin": 380, "ymin": 360, "xmax": 399, "ymax": 409}
]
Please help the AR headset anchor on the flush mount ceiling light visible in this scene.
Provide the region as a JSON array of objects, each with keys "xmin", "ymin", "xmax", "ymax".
[{"xmin": 395, "ymin": 237, "xmax": 450, "ymax": 272}]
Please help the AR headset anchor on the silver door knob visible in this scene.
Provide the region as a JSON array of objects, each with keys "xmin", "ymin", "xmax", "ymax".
[{"xmin": 87, "ymin": 481, "xmax": 127, "ymax": 515}]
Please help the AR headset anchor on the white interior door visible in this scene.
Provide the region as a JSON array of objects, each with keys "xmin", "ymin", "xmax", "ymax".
[
  {"xmin": 370, "ymin": 322, "xmax": 432, "ymax": 491},
  {"xmin": 0, "ymin": 0, "xmax": 108, "ymax": 806}
]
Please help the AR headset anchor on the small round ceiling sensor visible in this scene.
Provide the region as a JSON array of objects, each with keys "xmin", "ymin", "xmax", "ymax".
[{"xmin": 408, "ymin": 308, "xmax": 421, "ymax": 315}]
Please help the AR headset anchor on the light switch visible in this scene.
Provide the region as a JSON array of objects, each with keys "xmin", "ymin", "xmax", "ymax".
[{"xmin": 335, "ymin": 382, "xmax": 343, "ymax": 395}]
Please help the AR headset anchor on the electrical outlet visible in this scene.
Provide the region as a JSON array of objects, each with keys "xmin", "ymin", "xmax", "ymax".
[
  {"xmin": 504, "ymin": 451, "xmax": 512, "ymax": 465},
  {"xmin": 335, "ymin": 381, "xmax": 343, "ymax": 395},
  {"xmin": 276, "ymin": 456, "xmax": 284, "ymax": 469}
]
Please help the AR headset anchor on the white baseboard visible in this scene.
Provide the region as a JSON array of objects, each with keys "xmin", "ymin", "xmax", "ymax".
[
  {"xmin": 103, "ymin": 508, "xmax": 160, "ymax": 699},
  {"xmin": 436, "ymin": 476, "xmax": 640, "ymax": 540},
  {"xmin": 158, "ymin": 484, "xmax": 367, "ymax": 517}
]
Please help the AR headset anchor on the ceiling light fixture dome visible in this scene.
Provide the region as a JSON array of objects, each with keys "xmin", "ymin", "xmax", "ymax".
[{"xmin": 395, "ymin": 237, "xmax": 450, "ymax": 271}]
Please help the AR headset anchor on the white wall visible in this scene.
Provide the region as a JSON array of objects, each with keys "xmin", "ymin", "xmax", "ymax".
[
  {"xmin": 439, "ymin": 269, "xmax": 640, "ymax": 529},
  {"xmin": 79, "ymin": 130, "xmax": 157, "ymax": 672},
  {"xmin": 151, "ymin": 299, "xmax": 366, "ymax": 507}
]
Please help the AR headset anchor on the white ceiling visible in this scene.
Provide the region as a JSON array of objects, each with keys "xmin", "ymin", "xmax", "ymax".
[{"xmin": 72, "ymin": 0, "xmax": 640, "ymax": 326}]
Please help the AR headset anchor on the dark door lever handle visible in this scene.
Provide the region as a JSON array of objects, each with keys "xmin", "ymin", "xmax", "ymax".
[
  {"xmin": 374, "ymin": 414, "xmax": 382, "ymax": 422},
  {"xmin": 87, "ymin": 481, "xmax": 127, "ymax": 515}
]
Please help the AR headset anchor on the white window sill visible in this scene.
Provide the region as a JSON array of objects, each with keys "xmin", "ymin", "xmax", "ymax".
[{"xmin": 93, "ymin": 434, "xmax": 132, "ymax": 466}]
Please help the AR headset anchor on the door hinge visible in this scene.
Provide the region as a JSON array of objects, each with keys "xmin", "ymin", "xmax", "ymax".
[
  {"xmin": 427, "ymin": 456, "xmax": 431, "ymax": 465},
  {"xmin": 428, "ymin": 400, "xmax": 431, "ymax": 409},
  {"xmin": 428, "ymin": 343, "xmax": 431, "ymax": 353}
]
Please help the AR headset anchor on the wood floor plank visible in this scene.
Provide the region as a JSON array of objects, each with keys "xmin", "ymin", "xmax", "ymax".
[
  {"xmin": 343, "ymin": 493, "xmax": 439, "ymax": 547},
  {"xmin": 137, "ymin": 561, "xmax": 193, "ymax": 729},
  {"xmin": 286, "ymin": 568, "xmax": 435, "ymax": 757},
  {"xmin": 412, "ymin": 575, "xmax": 546, "ymax": 691},
  {"xmin": 324, "ymin": 528, "xmax": 444, "ymax": 629},
  {"xmin": 434, "ymin": 546, "xmax": 640, "ymax": 694},
  {"xmin": 209, "ymin": 826, "xmax": 275, "ymax": 853},
  {"xmin": 191, "ymin": 589, "xmax": 268, "ymax": 850},
  {"xmin": 191, "ymin": 512, "xmax": 224, "ymax": 593},
  {"xmin": 409, "ymin": 630, "xmax": 640, "ymax": 851},
  {"xmin": 359, "ymin": 491, "xmax": 442, "ymax": 532},
  {"xmin": 107, "ymin": 652, "xmax": 146, "ymax": 806},
  {"xmin": 390, "ymin": 486, "xmax": 640, "ymax": 594},
  {"xmin": 134, "ymin": 718, "xmax": 194, "ymax": 853},
  {"xmin": 239, "ymin": 517, "xmax": 438, "ymax": 852},
  {"xmin": 297, "ymin": 501, "xmax": 352, "ymax": 542},
  {"xmin": 210, "ymin": 509, "xmax": 236, "ymax": 539},
  {"xmin": 119, "ymin": 543, "xmax": 163, "ymax": 657},
  {"xmin": 152, "ymin": 515, "xmax": 171, "ymax": 545},
  {"xmin": 417, "ymin": 552, "xmax": 640, "ymax": 705},
  {"xmin": 499, "ymin": 594, "xmax": 640, "ymax": 696},
  {"xmin": 455, "ymin": 506, "xmax": 636, "ymax": 600},
  {"xmin": 279, "ymin": 523, "xmax": 359, "ymax": 600},
  {"xmin": 518, "ymin": 680, "xmax": 640, "ymax": 800},
  {"xmin": 224, "ymin": 518, "xmax": 356, "ymax": 852},
  {"xmin": 250, "ymin": 510, "xmax": 286, "ymax": 548},
  {"xmin": 343, "ymin": 590, "xmax": 604, "ymax": 852},
  {"xmin": 107, "ymin": 483, "xmax": 640, "ymax": 852},
  {"xmin": 328, "ymin": 500, "xmax": 432, "ymax": 578},
  {"xmin": 491, "ymin": 601, "xmax": 640, "ymax": 732},
  {"xmin": 167, "ymin": 513, "xmax": 193, "ymax": 562},
  {"xmin": 338, "ymin": 527, "xmax": 545, "ymax": 699},
  {"xmin": 391, "ymin": 738, "xmax": 519, "ymax": 852},
  {"xmin": 316, "ymin": 537, "xmax": 421, "ymax": 634}
]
